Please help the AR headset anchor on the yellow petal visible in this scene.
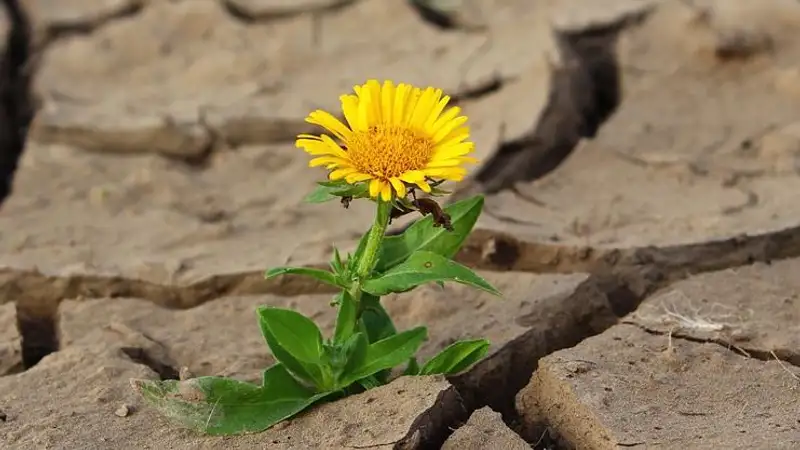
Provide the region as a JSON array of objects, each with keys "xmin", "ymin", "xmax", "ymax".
[
  {"xmin": 423, "ymin": 95, "xmax": 451, "ymax": 131},
  {"xmin": 433, "ymin": 116, "xmax": 468, "ymax": 143},
  {"xmin": 345, "ymin": 172, "xmax": 372, "ymax": 183},
  {"xmin": 297, "ymin": 133, "xmax": 321, "ymax": 140},
  {"xmin": 416, "ymin": 179, "xmax": 432, "ymax": 193},
  {"xmin": 369, "ymin": 178, "xmax": 384, "ymax": 198},
  {"xmin": 307, "ymin": 110, "xmax": 352, "ymax": 140},
  {"xmin": 389, "ymin": 177, "xmax": 406, "ymax": 198},
  {"xmin": 380, "ymin": 183, "xmax": 392, "ymax": 201},
  {"xmin": 381, "ymin": 80, "xmax": 395, "ymax": 124},
  {"xmin": 435, "ymin": 126, "xmax": 470, "ymax": 148},
  {"xmin": 309, "ymin": 156, "xmax": 346, "ymax": 167},
  {"xmin": 296, "ymin": 137, "xmax": 342, "ymax": 156},
  {"xmin": 403, "ymin": 87, "xmax": 422, "ymax": 124},
  {"xmin": 434, "ymin": 142, "xmax": 474, "ymax": 159},
  {"xmin": 424, "ymin": 167, "xmax": 467, "ymax": 180},
  {"xmin": 430, "ymin": 106, "xmax": 462, "ymax": 136},
  {"xmin": 399, "ymin": 170, "xmax": 425, "ymax": 184},
  {"xmin": 357, "ymin": 87, "xmax": 371, "ymax": 129},
  {"xmin": 319, "ymin": 135, "xmax": 349, "ymax": 158},
  {"xmin": 330, "ymin": 168, "xmax": 357, "ymax": 180},
  {"xmin": 425, "ymin": 158, "xmax": 466, "ymax": 168},
  {"xmin": 393, "ymin": 83, "xmax": 410, "ymax": 126},
  {"xmin": 366, "ymin": 79, "xmax": 382, "ymax": 124},
  {"xmin": 409, "ymin": 87, "xmax": 439, "ymax": 129},
  {"xmin": 341, "ymin": 94, "xmax": 361, "ymax": 131}
]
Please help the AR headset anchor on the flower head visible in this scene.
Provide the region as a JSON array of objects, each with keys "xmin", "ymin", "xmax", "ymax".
[{"xmin": 296, "ymin": 80, "xmax": 477, "ymax": 202}]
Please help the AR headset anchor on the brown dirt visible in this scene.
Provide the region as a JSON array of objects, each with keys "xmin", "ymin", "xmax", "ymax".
[
  {"xmin": 441, "ymin": 407, "xmax": 530, "ymax": 450},
  {"xmin": 2, "ymin": 0, "xmax": 800, "ymax": 448},
  {"xmin": 518, "ymin": 323, "xmax": 800, "ymax": 449}
]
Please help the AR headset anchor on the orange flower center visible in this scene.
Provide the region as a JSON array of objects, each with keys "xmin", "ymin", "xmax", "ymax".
[{"xmin": 347, "ymin": 125, "xmax": 435, "ymax": 179}]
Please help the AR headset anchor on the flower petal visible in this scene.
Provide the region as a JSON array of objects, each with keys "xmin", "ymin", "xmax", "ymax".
[
  {"xmin": 430, "ymin": 106, "xmax": 462, "ymax": 137},
  {"xmin": 365, "ymin": 79, "xmax": 383, "ymax": 124},
  {"xmin": 318, "ymin": 135, "xmax": 349, "ymax": 158},
  {"xmin": 345, "ymin": 172, "xmax": 372, "ymax": 183},
  {"xmin": 425, "ymin": 158, "xmax": 469, "ymax": 168},
  {"xmin": 399, "ymin": 170, "xmax": 425, "ymax": 184},
  {"xmin": 330, "ymin": 168, "xmax": 357, "ymax": 180},
  {"xmin": 369, "ymin": 178, "xmax": 384, "ymax": 198},
  {"xmin": 381, "ymin": 80, "xmax": 395, "ymax": 124},
  {"xmin": 424, "ymin": 167, "xmax": 466, "ymax": 181},
  {"xmin": 306, "ymin": 110, "xmax": 352, "ymax": 141},
  {"xmin": 393, "ymin": 83, "xmax": 410, "ymax": 126},
  {"xmin": 389, "ymin": 177, "xmax": 406, "ymax": 198},
  {"xmin": 309, "ymin": 156, "xmax": 346, "ymax": 167},
  {"xmin": 341, "ymin": 94, "xmax": 362, "ymax": 131},
  {"xmin": 380, "ymin": 183, "xmax": 392, "ymax": 201},
  {"xmin": 403, "ymin": 86, "xmax": 422, "ymax": 125},
  {"xmin": 409, "ymin": 87, "xmax": 439, "ymax": 129},
  {"xmin": 433, "ymin": 115, "xmax": 469, "ymax": 143},
  {"xmin": 435, "ymin": 126, "xmax": 470, "ymax": 148},
  {"xmin": 434, "ymin": 142, "xmax": 474, "ymax": 159},
  {"xmin": 296, "ymin": 137, "xmax": 343, "ymax": 156},
  {"xmin": 423, "ymin": 95, "xmax": 451, "ymax": 131},
  {"xmin": 357, "ymin": 86, "xmax": 372, "ymax": 129}
]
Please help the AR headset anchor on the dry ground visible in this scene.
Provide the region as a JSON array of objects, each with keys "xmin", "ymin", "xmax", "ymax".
[{"xmin": 1, "ymin": 0, "xmax": 800, "ymax": 449}]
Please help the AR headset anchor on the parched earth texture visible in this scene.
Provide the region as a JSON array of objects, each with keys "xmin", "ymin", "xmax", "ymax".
[{"xmin": 1, "ymin": 0, "xmax": 800, "ymax": 448}]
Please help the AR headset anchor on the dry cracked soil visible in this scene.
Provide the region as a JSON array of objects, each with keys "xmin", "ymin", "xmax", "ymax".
[{"xmin": 1, "ymin": 0, "xmax": 800, "ymax": 449}]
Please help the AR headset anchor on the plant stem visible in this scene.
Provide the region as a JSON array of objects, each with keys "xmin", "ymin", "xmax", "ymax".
[
  {"xmin": 355, "ymin": 200, "xmax": 392, "ymax": 280},
  {"xmin": 348, "ymin": 200, "xmax": 391, "ymax": 322}
]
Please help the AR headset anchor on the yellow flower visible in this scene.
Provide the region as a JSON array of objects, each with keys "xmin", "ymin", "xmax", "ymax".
[{"xmin": 296, "ymin": 79, "xmax": 477, "ymax": 202}]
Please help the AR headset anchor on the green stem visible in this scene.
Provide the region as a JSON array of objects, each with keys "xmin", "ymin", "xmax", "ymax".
[
  {"xmin": 349, "ymin": 200, "xmax": 392, "ymax": 316},
  {"xmin": 355, "ymin": 200, "xmax": 392, "ymax": 280}
]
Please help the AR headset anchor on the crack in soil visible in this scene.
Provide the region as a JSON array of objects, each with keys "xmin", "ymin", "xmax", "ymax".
[
  {"xmin": 15, "ymin": 302, "xmax": 56, "ymax": 369},
  {"xmin": 445, "ymin": 270, "xmax": 654, "ymax": 447},
  {"xmin": 7, "ymin": 216, "xmax": 800, "ymax": 370},
  {"xmin": 3, "ymin": 3, "xmax": 800, "ymax": 447},
  {"xmin": 626, "ymin": 322, "xmax": 800, "ymax": 370},
  {"xmin": 0, "ymin": 0, "xmax": 34, "ymax": 208},
  {"xmin": 221, "ymin": 0, "xmax": 356, "ymax": 23},
  {"xmin": 448, "ymin": 14, "xmax": 641, "ymax": 203},
  {"xmin": 40, "ymin": 0, "xmax": 146, "ymax": 45}
]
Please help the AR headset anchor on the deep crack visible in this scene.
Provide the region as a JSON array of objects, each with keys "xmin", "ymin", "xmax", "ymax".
[
  {"xmin": 0, "ymin": 0, "xmax": 34, "ymax": 208},
  {"xmin": 120, "ymin": 347, "xmax": 180, "ymax": 380},
  {"xmin": 42, "ymin": 0, "xmax": 146, "ymax": 44},
  {"xmin": 467, "ymin": 19, "xmax": 626, "ymax": 196},
  {"xmin": 445, "ymin": 272, "xmax": 651, "ymax": 444},
  {"xmin": 16, "ymin": 302, "xmax": 58, "ymax": 369}
]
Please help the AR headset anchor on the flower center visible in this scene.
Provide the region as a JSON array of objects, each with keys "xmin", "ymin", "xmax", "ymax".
[{"xmin": 347, "ymin": 125, "xmax": 435, "ymax": 179}]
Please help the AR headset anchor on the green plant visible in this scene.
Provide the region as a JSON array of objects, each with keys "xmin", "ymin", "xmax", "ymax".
[{"xmin": 131, "ymin": 79, "xmax": 500, "ymax": 435}]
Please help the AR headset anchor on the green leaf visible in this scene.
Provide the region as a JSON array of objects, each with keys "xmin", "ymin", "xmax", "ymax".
[
  {"xmin": 132, "ymin": 364, "xmax": 330, "ymax": 435},
  {"xmin": 339, "ymin": 326, "xmax": 427, "ymax": 386},
  {"xmin": 258, "ymin": 307, "xmax": 323, "ymax": 363},
  {"xmin": 265, "ymin": 266, "xmax": 341, "ymax": 288},
  {"xmin": 330, "ymin": 247, "xmax": 344, "ymax": 275},
  {"xmin": 357, "ymin": 375, "xmax": 383, "ymax": 390},
  {"xmin": 403, "ymin": 357, "xmax": 421, "ymax": 376},
  {"xmin": 419, "ymin": 339, "xmax": 489, "ymax": 375},
  {"xmin": 362, "ymin": 250, "xmax": 501, "ymax": 296},
  {"xmin": 305, "ymin": 180, "xmax": 369, "ymax": 203},
  {"xmin": 337, "ymin": 332, "xmax": 369, "ymax": 386},
  {"xmin": 333, "ymin": 291, "xmax": 357, "ymax": 343},
  {"xmin": 257, "ymin": 307, "xmax": 326, "ymax": 387},
  {"xmin": 359, "ymin": 294, "xmax": 397, "ymax": 343},
  {"xmin": 376, "ymin": 195, "xmax": 484, "ymax": 272}
]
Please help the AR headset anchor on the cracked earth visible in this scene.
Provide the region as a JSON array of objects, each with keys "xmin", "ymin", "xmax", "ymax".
[{"xmin": 1, "ymin": 0, "xmax": 800, "ymax": 449}]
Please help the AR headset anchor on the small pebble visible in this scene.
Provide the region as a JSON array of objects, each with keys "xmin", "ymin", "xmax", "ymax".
[{"xmin": 114, "ymin": 404, "xmax": 131, "ymax": 417}]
